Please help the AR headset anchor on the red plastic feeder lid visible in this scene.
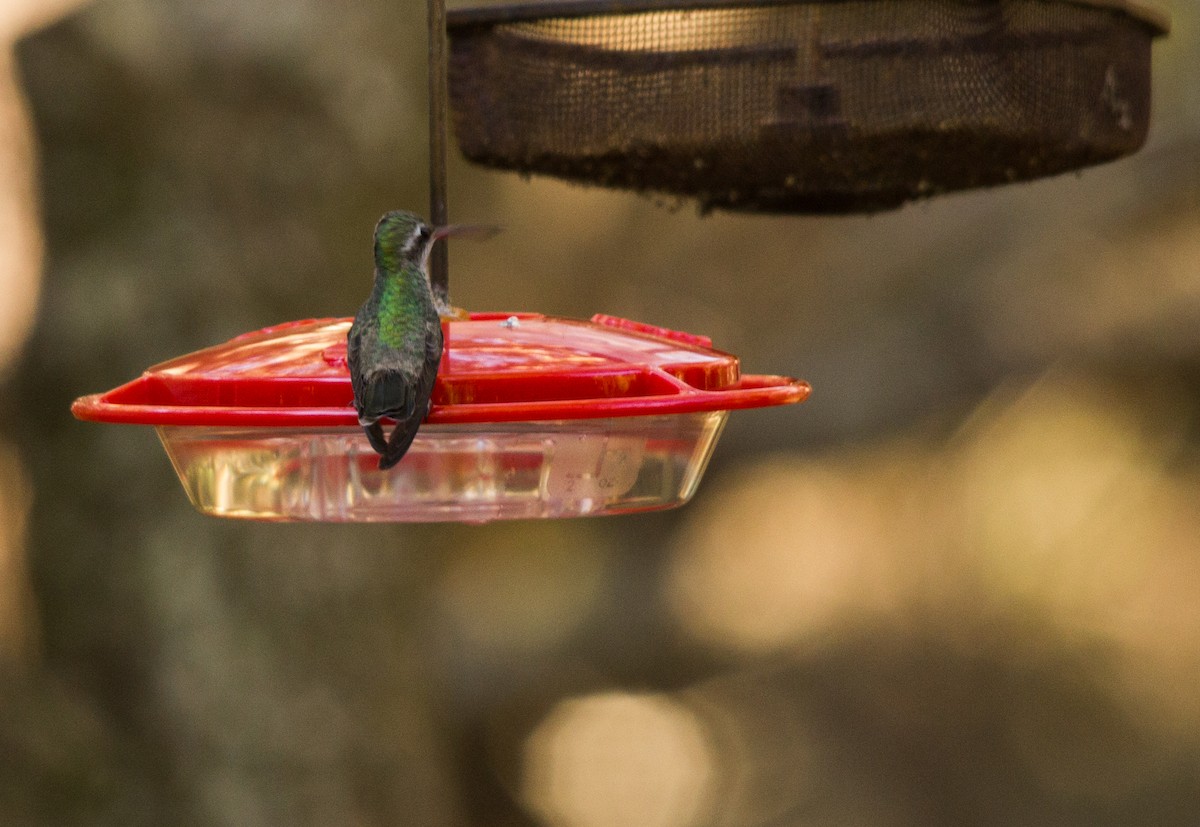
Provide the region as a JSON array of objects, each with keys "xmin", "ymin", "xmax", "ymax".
[{"xmin": 71, "ymin": 313, "xmax": 810, "ymax": 427}]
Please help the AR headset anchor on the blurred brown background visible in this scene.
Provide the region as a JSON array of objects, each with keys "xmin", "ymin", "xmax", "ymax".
[{"xmin": 2, "ymin": 0, "xmax": 1199, "ymax": 824}]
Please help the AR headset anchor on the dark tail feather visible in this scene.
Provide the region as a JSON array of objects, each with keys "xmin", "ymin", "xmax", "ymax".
[
  {"xmin": 363, "ymin": 421, "xmax": 389, "ymax": 455},
  {"xmin": 377, "ymin": 406, "xmax": 427, "ymax": 470}
]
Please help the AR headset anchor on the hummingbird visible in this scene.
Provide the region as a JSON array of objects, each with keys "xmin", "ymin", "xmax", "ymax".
[{"xmin": 347, "ymin": 210, "xmax": 495, "ymax": 470}]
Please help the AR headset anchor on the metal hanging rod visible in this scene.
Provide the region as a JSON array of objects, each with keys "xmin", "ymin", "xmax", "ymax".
[{"xmin": 428, "ymin": 0, "xmax": 450, "ymax": 304}]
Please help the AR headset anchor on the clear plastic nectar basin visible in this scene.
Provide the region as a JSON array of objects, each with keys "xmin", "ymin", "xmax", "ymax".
[{"xmin": 72, "ymin": 313, "xmax": 810, "ymax": 522}]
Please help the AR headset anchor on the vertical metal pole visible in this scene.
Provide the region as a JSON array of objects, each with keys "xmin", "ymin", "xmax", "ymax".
[{"xmin": 428, "ymin": 0, "xmax": 450, "ymax": 305}]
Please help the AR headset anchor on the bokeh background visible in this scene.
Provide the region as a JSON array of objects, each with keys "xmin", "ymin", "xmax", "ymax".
[{"xmin": 2, "ymin": 0, "xmax": 1199, "ymax": 824}]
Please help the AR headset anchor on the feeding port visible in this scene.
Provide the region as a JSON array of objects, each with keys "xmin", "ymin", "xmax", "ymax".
[{"xmin": 72, "ymin": 314, "xmax": 809, "ymax": 522}]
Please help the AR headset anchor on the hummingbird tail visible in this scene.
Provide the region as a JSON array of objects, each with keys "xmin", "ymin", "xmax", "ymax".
[
  {"xmin": 363, "ymin": 421, "xmax": 389, "ymax": 455},
  {"xmin": 377, "ymin": 428, "xmax": 418, "ymax": 470},
  {"xmin": 377, "ymin": 407, "xmax": 426, "ymax": 471}
]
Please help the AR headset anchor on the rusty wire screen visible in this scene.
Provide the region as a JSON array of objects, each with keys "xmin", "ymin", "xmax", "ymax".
[{"xmin": 447, "ymin": 0, "xmax": 1166, "ymax": 213}]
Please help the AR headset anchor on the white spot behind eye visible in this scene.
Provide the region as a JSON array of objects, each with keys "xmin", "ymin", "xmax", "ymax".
[{"xmin": 404, "ymin": 227, "xmax": 425, "ymax": 255}]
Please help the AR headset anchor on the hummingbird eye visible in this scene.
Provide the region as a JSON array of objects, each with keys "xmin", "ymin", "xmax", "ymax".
[{"xmin": 403, "ymin": 226, "xmax": 431, "ymax": 255}]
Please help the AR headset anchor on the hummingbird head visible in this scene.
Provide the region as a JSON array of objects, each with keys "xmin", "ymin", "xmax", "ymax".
[
  {"xmin": 373, "ymin": 210, "xmax": 502, "ymax": 276},
  {"xmin": 373, "ymin": 210, "xmax": 432, "ymax": 275}
]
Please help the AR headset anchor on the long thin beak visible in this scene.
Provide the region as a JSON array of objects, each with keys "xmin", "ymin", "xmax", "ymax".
[{"xmin": 429, "ymin": 223, "xmax": 502, "ymax": 243}]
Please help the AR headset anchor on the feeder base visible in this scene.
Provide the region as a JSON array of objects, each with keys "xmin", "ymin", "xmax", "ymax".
[{"xmin": 157, "ymin": 414, "xmax": 727, "ymax": 523}]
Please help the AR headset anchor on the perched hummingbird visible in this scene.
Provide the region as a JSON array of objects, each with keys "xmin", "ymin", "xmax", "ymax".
[{"xmin": 347, "ymin": 210, "xmax": 495, "ymax": 470}]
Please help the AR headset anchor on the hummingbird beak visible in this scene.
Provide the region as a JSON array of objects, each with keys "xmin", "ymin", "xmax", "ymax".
[
  {"xmin": 423, "ymin": 223, "xmax": 502, "ymax": 268},
  {"xmin": 429, "ymin": 224, "xmax": 502, "ymax": 244}
]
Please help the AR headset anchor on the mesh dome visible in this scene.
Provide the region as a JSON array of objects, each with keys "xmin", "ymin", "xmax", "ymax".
[{"xmin": 448, "ymin": 0, "xmax": 1167, "ymax": 213}]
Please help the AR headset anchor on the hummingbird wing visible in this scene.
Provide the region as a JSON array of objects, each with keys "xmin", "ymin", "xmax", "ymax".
[
  {"xmin": 348, "ymin": 307, "xmax": 403, "ymax": 453},
  {"xmin": 378, "ymin": 320, "xmax": 443, "ymax": 470},
  {"xmin": 346, "ymin": 305, "xmax": 373, "ymax": 413},
  {"xmin": 347, "ymin": 306, "xmax": 419, "ymax": 424}
]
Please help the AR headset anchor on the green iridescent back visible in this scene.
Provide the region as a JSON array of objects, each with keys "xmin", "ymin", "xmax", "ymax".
[
  {"xmin": 372, "ymin": 212, "xmax": 435, "ymax": 350},
  {"xmin": 377, "ymin": 267, "xmax": 433, "ymax": 350}
]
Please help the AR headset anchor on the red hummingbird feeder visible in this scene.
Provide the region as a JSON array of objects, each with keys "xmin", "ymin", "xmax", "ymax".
[
  {"xmin": 72, "ymin": 314, "xmax": 809, "ymax": 522},
  {"xmin": 73, "ymin": 0, "xmax": 1166, "ymax": 522},
  {"xmin": 66, "ymin": 0, "xmax": 814, "ymax": 523}
]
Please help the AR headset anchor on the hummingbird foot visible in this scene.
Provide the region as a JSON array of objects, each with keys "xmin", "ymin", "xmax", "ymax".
[{"xmin": 434, "ymin": 295, "xmax": 470, "ymax": 321}]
